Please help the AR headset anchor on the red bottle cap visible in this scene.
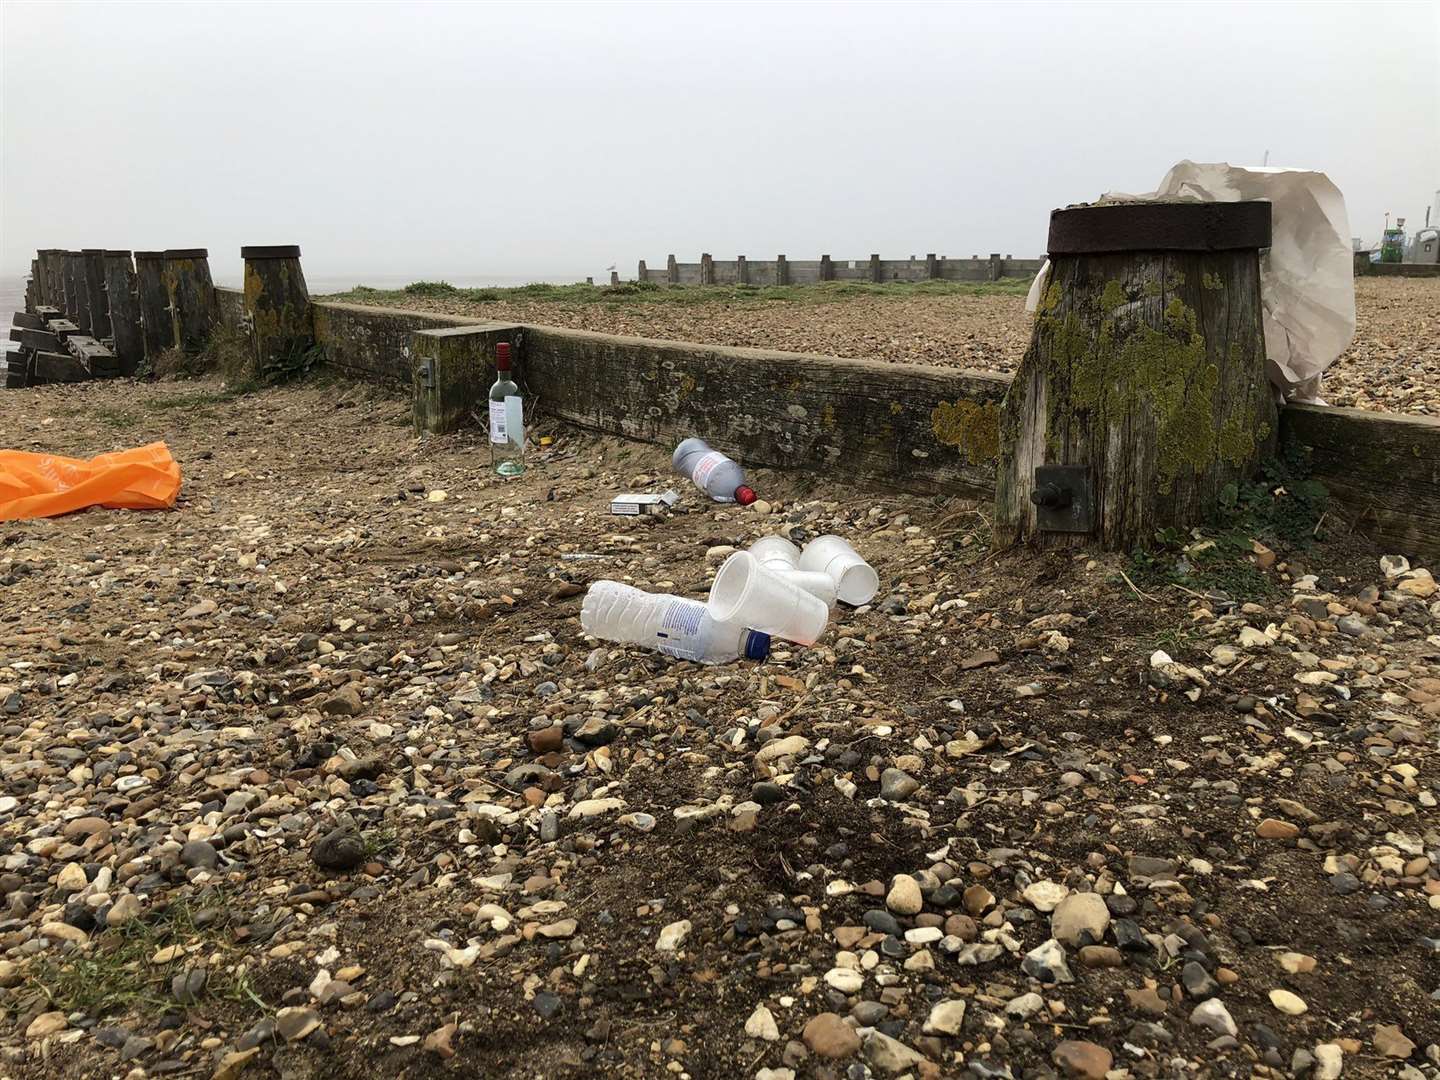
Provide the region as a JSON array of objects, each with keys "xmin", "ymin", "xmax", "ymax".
[
  {"xmin": 495, "ymin": 341, "xmax": 511, "ymax": 370},
  {"xmin": 735, "ymin": 485, "xmax": 757, "ymax": 506}
]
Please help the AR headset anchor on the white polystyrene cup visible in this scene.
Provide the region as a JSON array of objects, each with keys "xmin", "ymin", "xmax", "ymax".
[
  {"xmin": 708, "ymin": 551, "xmax": 830, "ymax": 645},
  {"xmin": 798, "ymin": 534, "xmax": 879, "ymax": 606},
  {"xmin": 749, "ymin": 535, "xmax": 801, "ymax": 572},
  {"xmin": 775, "ymin": 569, "xmax": 838, "ymax": 607}
]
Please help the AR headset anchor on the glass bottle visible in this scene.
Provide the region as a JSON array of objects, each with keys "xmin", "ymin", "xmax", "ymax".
[{"xmin": 488, "ymin": 341, "xmax": 524, "ymax": 477}]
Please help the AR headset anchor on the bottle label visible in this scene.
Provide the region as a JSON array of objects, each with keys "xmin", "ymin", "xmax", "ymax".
[
  {"xmin": 504, "ymin": 395, "xmax": 524, "ymax": 447},
  {"xmin": 654, "ymin": 598, "xmax": 704, "ymax": 660},
  {"xmin": 488, "ymin": 400, "xmax": 507, "ymax": 444},
  {"xmin": 692, "ymin": 451, "xmax": 728, "ymax": 489}
]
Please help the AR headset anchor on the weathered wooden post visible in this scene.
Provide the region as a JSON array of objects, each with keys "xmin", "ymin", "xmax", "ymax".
[
  {"xmin": 102, "ymin": 251, "xmax": 144, "ymax": 376},
  {"xmin": 161, "ymin": 248, "xmax": 218, "ymax": 353},
  {"xmin": 133, "ymin": 251, "xmax": 175, "ymax": 357},
  {"xmin": 994, "ymin": 201, "xmax": 1276, "ymax": 550},
  {"xmin": 81, "ymin": 249, "xmax": 112, "ymax": 340},
  {"xmin": 48, "ymin": 250, "xmax": 68, "ymax": 309},
  {"xmin": 241, "ymin": 245, "xmax": 312, "ymax": 374},
  {"xmin": 63, "ymin": 252, "xmax": 91, "ymax": 332},
  {"xmin": 35, "ymin": 250, "xmax": 61, "ymax": 308}
]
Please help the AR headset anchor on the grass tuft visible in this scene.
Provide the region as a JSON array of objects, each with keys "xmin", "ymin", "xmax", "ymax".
[{"xmin": 17, "ymin": 891, "xmax": 270, "ymax": 1022}]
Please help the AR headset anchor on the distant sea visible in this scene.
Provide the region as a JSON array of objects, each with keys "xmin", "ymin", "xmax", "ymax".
[
  {"xmin": 0, "ymin": 269, "xmax": 591, "ymax": 354},
  {"xmin": 1, "ymin": 275, "xmax": 25, "ymax": 354}
]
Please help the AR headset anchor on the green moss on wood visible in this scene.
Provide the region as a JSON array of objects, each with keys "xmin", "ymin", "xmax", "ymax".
[
  {"xmin": 1038, "ymin": 294, "xmax": 1264, "ymax": 492},
  {"xmin": 1099, "ymin": 279, "xmax": 1128, "ymax": 312}
]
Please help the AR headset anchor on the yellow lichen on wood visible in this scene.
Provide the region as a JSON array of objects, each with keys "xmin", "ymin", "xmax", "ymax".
[
  {"xmin": 931, "ymin": 399, "xmax": 1001, "ymax": 463},
  {"xmin": 1040, "ymin": 294, "xmax": 1263, "ymax": 491}
]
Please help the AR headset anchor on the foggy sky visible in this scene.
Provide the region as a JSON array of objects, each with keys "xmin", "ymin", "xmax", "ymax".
[{"xmin": 3, "ymin": 0, "xmax": 1437, "ymax": 286}]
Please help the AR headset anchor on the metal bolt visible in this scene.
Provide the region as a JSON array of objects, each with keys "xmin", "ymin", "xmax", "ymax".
[{"xmin": 1030, "ymin": 483, "xmax": 1072, "ymax": 510}]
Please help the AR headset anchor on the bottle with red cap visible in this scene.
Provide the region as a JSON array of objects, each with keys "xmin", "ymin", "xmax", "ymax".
[
  {"xmin": 672, "ymin": 438, "xmax": 756, "ymax": 505},
  {"xmin": 488, "ymin": 342, "xmax": 524, "ymax": 477}
]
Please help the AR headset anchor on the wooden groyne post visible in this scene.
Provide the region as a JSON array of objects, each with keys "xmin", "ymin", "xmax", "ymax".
[
  {"xmin": 241, "ymin": 245, "xmax": 313, "ymax": 374},
  {"xmin": 994, "ymin": 201, "xmax": 1276, "ymax": 550}
]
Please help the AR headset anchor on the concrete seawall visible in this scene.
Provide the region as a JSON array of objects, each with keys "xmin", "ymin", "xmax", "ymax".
[{"xmin": 213, "ymin": 287, "xmax": 1440, "ymax": 561}]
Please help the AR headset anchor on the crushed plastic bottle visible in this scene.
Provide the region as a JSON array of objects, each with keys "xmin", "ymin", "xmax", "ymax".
[
  {"xmin": 580, "ymin": 581, "xmax": 770, "ymax": 664},
  {"xmin": 672, "ymin": 438, "xmax": 756, "ymax": 505}
]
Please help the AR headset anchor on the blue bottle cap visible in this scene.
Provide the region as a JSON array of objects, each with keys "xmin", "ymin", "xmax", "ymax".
[{"xmin": 743, "ymin": 630, "xmax": 771, "ymax": 661}]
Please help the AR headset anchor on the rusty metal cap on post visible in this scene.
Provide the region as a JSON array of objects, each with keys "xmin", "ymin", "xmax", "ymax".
[
  {"xmin": 134, "ymin": 251, "xmax": 164, "ymax": 260},
  {"xmin": 162, "ymin": 248, "xmax": 210, "ymax": 259},
  {"xmin": 102, "ymin": 250, "xmax": 132, "ymax": 258},
  {"xmin": 240, "ymin": 245, "xmax": 302, "ymax": 260},
  {"xmin": 1047, "ymin": 201, "xmax": 1272, "ymax": 255},
  {"xmin": 81, "ymin": 248, "xmax": 104, "ymax": 254}
]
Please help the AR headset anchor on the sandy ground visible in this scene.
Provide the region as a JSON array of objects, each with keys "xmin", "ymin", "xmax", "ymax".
[
  {"xmin": 331, "ymin": 278, "xmax": 1440, "ymax": 417},
  {"xmin": 0, "ymin": 376, "xmax": 1437, "ymax": 1079}
]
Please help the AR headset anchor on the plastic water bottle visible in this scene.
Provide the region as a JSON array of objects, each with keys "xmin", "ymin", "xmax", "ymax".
[
  {"xmin": 672, "ymin": 438, "xmax": 756, "ymax": 505},
  {"xmin": 580, "ymin": 581, "xmax": 770, "ymax": 664}
]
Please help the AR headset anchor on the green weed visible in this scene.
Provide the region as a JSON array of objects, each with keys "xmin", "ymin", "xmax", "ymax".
[{"xmin": 17, "ymin": 891, "xmax": 268, "ymax": 1022}]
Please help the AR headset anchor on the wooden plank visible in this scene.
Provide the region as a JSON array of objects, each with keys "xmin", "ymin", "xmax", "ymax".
[
  {"xmin": 32, "ymin": 351, "xmax": 90, "ymax": 382},
  {"xmin": 64, "ymin": 334, "xmax": 118, "ymax": 376},
  {"xmin": 35, "ymin": 306, "xmax": 62, "ymax": 325},
  {"xmin": 10, "ymin": 327, "xmax": 63, "ymax": 352},
  {"xmin": 1280, "ymin": 404, "xmax": 1440, "ymax": 561},
  {"xmin": 11, "ymin": 312, "xmax": 44, "ymax": 331},
  {"xmin": 3, "ymin": 350, "xmax": 32, "ymax": 388}
]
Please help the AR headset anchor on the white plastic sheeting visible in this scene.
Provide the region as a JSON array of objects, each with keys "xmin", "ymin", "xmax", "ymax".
[{"xmin": 1026, "ymin": 161, "xmax": 1355, "ymax": 403}]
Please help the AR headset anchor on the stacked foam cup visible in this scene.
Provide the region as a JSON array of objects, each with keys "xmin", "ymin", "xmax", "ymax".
[{"xmin": 707, "ymin": 534, "xmax": 880, "ymax": 646}]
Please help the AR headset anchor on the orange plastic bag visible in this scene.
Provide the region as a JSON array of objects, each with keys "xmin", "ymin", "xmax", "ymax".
[{"xmin": 0, "ymin": 441, "xmax": 182, "ymax": 521}]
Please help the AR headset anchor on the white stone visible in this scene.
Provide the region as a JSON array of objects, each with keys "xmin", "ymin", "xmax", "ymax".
[
  {"xmin": 1313, "ymin": 1043, "xmax": 1343, "ymax": 1080},
  {"xmin": 656, "ymin": 919, "xmax": 691, "ymax": 952},
  {"xmin": 744, "ymin": 1004, "xmax": 780, "ymax": 1041},
  {"xmin": 568, "ymin": 797, "xmax": 625, "ymax": 820},
  {"xmin": 903, "ymin": 926, "xmax": 942, "ymax": 945},
  {"xmin": 1190, "ymin": 998, "xmax": 1237, "ymax": 1037},
  {"xmin": 922, "ymin": 999, "xmax": 966, "ymax": 1036},
  {"xmin": 1022, "ymin": 880, "xmax": 1070, "ymax": 912},
  {"xmin": 1005, "ymin": 992, "xmax": 1045, "ymax": 1019},
  {"xmin": 823, "ymin": 967, "xmax": 865, "ymax": 993}
]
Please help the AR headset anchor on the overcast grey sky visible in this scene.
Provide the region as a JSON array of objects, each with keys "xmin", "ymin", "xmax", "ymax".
[{"xmin": 2, "ymin": 0, "xmax": 1437, "ymax": 285}]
